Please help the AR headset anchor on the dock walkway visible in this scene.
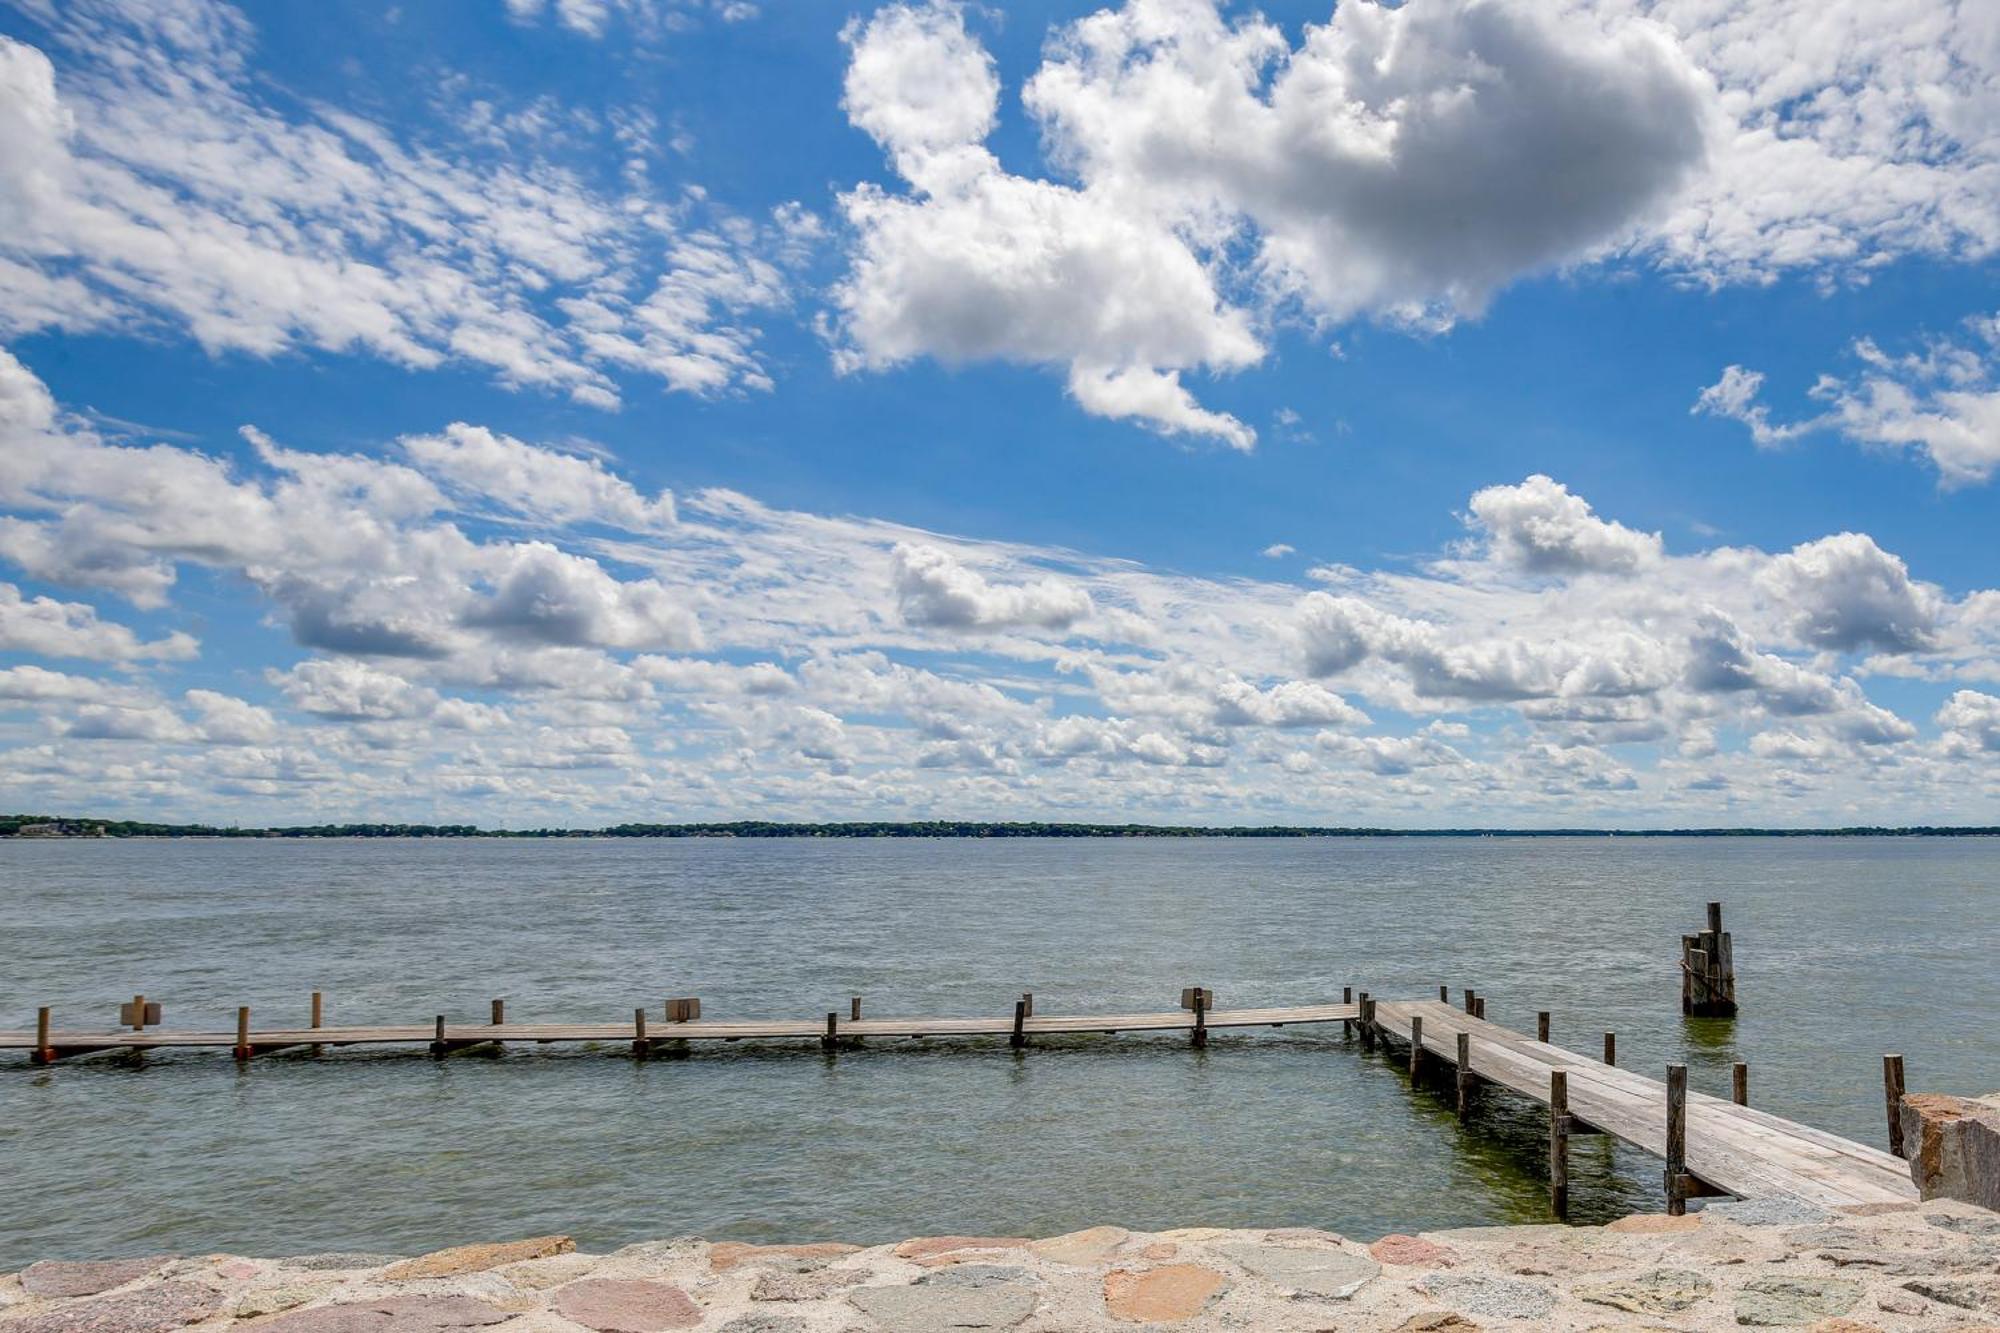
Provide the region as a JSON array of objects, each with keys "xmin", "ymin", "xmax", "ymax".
[{"xmin": 1369, "ymin": 999, "xmax": 1915, "ymax": 1209}]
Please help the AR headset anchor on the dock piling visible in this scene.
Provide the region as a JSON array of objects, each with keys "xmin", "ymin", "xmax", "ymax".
[
  {"xmin": 850, "ymin": 996, "xmax": 862, "ymax": 1021},
  {"xmin": 1357, "ymin": 993, "xmax": 1375, "ymax": 1051},
  {"xmin": 1438, "ymin": 984, "xmax": 1449, "ymax": 1002},
  {"xmin": 1463, "ymin": 988, "xmax": 1476, "ymax": 1016},
  {"xmin": 491, "ymin": 999, "xmax": 505, "ymax": 1026},
  {"xmin": 1883, "ymin": 1054, "xmax": 1906, "ymax": 1157},
  {"xmin": 1549, "ymin": 1069, "xmax": 1570, "ymax": 1219},
  {"xmin": 1603, "ymin": 1032, "xmax": 1616, "ymax": 1067},
  {"xmin": 1536, "ymin": 1011, "xmax": 1549, "ymax": 1043},
  {"xmin": 430, "ymin": 1015, "xmax": 446, "ymax": 1059},
  {"xmin": 1011, "ymin": 999, "xmax": 1027, "ymax": 1050},
  {"xmin": 822, "ymin": 1012, "xmax": 837, "ymax": 1052},
  {"xmin": 1408, "ymin": 1014, "xmax": 1424, "ymax": 1078},
  {"xmin": 1682, "ymin": 901, "xmax": 1739, "ymax": 1016},
  {"xmin": 1665, "ymin": 1063, "xmax": 1688, "ymax": 1215},
  {"xmin": 1020, "ymin": 992, "xmax": 1033, "ymax": 1018},
  {"xmin": 1733, "ymin": 1061, "xmax": 1749, "ymax": 1106},
  {"xmin": 33, "ymin": 1006, "xmax": 53, "ymax": 1065},
  {"xmin": 632, "ymin": 1007, "xmax": 649, "ymax": 1058},
  {"xmin": 1342, "ymin": 986, "xmax": 1353, "ymax": 1038},
  {"xmin": 233, "ymin": 1007, "xmax": 252, "ymax": 1062},
  {"xmin": 1191, "ymin": 988, "xmax": 1208, "ymax": 1049},
  {"xmin": 1455, "ymin": 1031, "xmax": 1472, "ymax": 1119},
  {"xmin": 311, "ymin": 992, "xmax": 323, "ymax": 1029}
]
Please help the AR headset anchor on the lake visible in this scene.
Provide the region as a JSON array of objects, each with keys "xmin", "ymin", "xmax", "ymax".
[{"xmin": 1, "ymin": 835, "xmax": 1991, "ymax": 1269}]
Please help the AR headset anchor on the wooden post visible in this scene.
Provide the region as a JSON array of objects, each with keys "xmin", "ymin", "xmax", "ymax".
[
  {"xmin": 1707, "ymin": 900, "xmax": 1723, "ymax": 935},
  {"xmin": 132, "ymin": 994, "xmax": 147, "ymax": 1032},
  {"xmin": 822, "ymin": 1011, "xmax": 837, "ymax": 1052},
  {"xmin": 311, "ymin": 992, "xmax": 323, "ymax": 1029},
  {"xmin": 33, "ymin": 1006, "xmax": 53, "ymax": 1065},
  {"xmin": 431, "ymin": 1015, "xmax": 447, "ymax": 1059},
  {"xmin": 1455, "ymin": 1032, "xmax": 1473, "ymax": 1119},
  {"xmin": 1536, "ymin": 1011, "xmax": 1549, "ymax": 1043},
  {"xmin": 1342, "ymin": 985, "xmax": 1353, "ymax": 1038},
  {"xmin": 632, "ymin": 1007, "xmax": 649, "ymax": 1058},
  {"xmin": 1884, "ymin": 1054, "xmax": 1906, "ymax": 1157},
  {"xmin": 850, "ymin": 996, "xmax": 862, "ymax": 1021},
  {"xmin": 1463, "ymin": 988, "xmax": 1476, "ymax": 1015},
  {"xmin": 1012, "ymin": 999, "xmax": 1028, "ymax": 1050},
  {"xmin": 1438, "ymin": 984, "xmax": 1449, "ymax": 1002},
  {"xmin": 1191, "ymin": 989, "xmax": 1207, "ymax": 1049},
  {"xmin": 1408, "ymin": 1014, "xmax": 1424, "ymax": 1078},
  {"xmin": 1549, "ymin": 1069, "xmax": 1570, "ymax": 1219},
  {"xmin": 491, "ymin": 998, "xmax": 505, "ymax": 1026},
  {"xmin": 1603, "ymin": 1032, "xmax": 1616, "ymax": 1067},
  {"xmin": 1682, "ymin": 903, "xmax": 1738, "ymax": 1016},
  {"xmin": 1473, "ymin": 996, "xmax": 1486, "ymax": 1021},
  {"xmin": 1732, "ymin": 1061, "xmax": 1749, "ymax": 1106},
  {"xmin": 1358, "ymin": 994, "xmax": 1375, "ymax": 1051},
  {"xmin": 233, "ymin": 1006, "xmax": 252, "ymax": 1062},
  {"xmin": 1665, "ymin": 1063, "xmax": 1688, "ymax": 1215},
  {"xmin": 1020, "ymin": 992, "xmax": 1033, "ymax": 1018}
]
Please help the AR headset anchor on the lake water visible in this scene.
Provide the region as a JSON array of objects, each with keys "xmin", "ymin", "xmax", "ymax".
[{"xmin": 1, "ymin": 835, "xmax": 1993, "ymax": 1269}]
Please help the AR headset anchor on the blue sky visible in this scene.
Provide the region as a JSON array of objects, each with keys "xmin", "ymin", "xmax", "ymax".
[{"xmin": 1, "ymin": 0, "xmax": 1998, "ymax": 826}]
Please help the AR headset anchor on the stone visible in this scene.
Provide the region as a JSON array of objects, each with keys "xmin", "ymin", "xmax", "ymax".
[
  {"xmin": 2, "ymin": 1281, "xmax": 219, "ymax": 1333},
  {"xmin": 19, "ymin": 1259, "xmax": 171, "ymax": 1299},
  {"xmin": 1605, "ymin": 1213, "xmax": 1703, "ymax": 1235},
  {"xmin": 1028, "ymin": 1226, "xmax": 1128, "ymax": 1267},
  {"xmin": 1492, "ymin": 1242, "xmax": 1622, "ymax": 1277},
  {"xmin": 1102, "ymin": 1265, "xmax": 1227, "ymax": 1323},
  {"xmin": 381, "ymin": 1237, "xmax": 572, "ymax": 1281},
  {"xmin": 1838, "ymin": 1202, "xmax": 1917, "ymax": 1217},
  {"xmin": 216, "ymin": 1260, "xmax": 263, "ymax": 1281},
  {"xmin": 848, "ymin": 1281, "xmax": 1036, "ymax": 1331},
  {"xmin": 1733, "ymin": 1276, "xmax": 1864, "ymax": 1326},
  {"xmin": 1900, "ymin": 1277, "xmax": 2000, "ymax": 1310},
  {"xmin": 716, "ymin": 1317, "xmax": 806, "ymax": 1333},
  {"xmin": 1705, "ymin": 1197, "xmax": 1834, "ymax": 1227},
  {"xmin": 893, "ymin": 1236, "xmax": 1030, "ymax": 1267},
  {"xmin": 1394, "ymin": 1316, "xmax": 1480, "ymax": 1332},
  {"xmin": 232, "ymin": 1285, "xmax": 322, "ymax": 1317},
  {"xmin": 1138, "ymin": 1244, "xmax": 1178, "ymax": 1261},
  {"xmin": 281, "ymin": 1254, "xmax": 403, "ymax": 1272},
  {"xmin": 1575, "ymin": 1268, "xmax": 1714, "ymax": 1315},
  {"xmin": 1213, "ymin": 1242, "xmax": 1379, "ymax": 1298},
  {"xmin": 1805, "ymin": 1321, "xmax": 1883, "ymax": 1333},
  {"xmin": 1411, "ymin": 1274, "xmax": 1555, "ymax": 1321},
  {"xmin": 1927, "ymin": 1209, "xmax": 2000, "ymax": 1237},
  {"xmin": 1900, "ymin": 1092, "xmax": 2000, "ymax": 1211},
  {"xmin": 1875, "ymin": 1289, "xmax": 1927, "ymax": 1315},
  {"xmin": 918, "ymin": 1265, "xmax": 1039, "ymax": 1291},
  {"xmin": 749, "ymin": 1269, "xmax": 864, "ymax": 1302},
  {"xmin": 1262, "ymin": 1228, "xmax": 1348, "ymax": 1246},
  {"xmin": 707, "ymin": 1242, "xmax": 860, "ymax": 1273},
  {"xmin": 550, "ymin": 1280, "xmax": 702, "ymax": 1332},
  {"xmin": 1369, "ymin": 1235, "xmax": 1457, "ymax": 1267},
  {"xmin": 268, "ymin": 1296, "xmax": 510, "ymax": 1333}
]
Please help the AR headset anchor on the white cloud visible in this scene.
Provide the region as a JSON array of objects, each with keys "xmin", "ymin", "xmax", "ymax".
[
  {"xmin": 1758, "ymin": 533, "xmax": 1942, "ymax": 654},
  {"xmin": 401, "ymin": 425, "xmax": 677, "ymax": 531},
  {"xmin": 1464, "ymin": 474, "xmax": 1663, "ymax": 575},
  {"xmin": 891, "ymin": 542, "xmax": 1093, "ymax": 631},
  {"xmin": 1939, "ymin": 689, "xmax": 2000, "ymax": 756},
  {"xmin": 0, "ymin": 3, "xmax": 801, "ymax": 407},
  {"xmin": 0, "ymin": 581, "xmax": 196, "ymax": 661},
  {"xmin": 1261, "ymin": 543, "xmax": 1294, "ymax": 559}
]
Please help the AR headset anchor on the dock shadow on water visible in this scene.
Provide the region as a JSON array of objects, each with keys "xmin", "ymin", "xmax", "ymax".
[{"xmin": 3, "ymin": 834, "xmax": 1993, "ymax": 1266}]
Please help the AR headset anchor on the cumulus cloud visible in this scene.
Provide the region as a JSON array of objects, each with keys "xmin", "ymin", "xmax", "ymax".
[
  {"xmin": 1758, "ymin": 533, "xmax": 1942, "ymax": 654},
  {"xmin": 891, "ymin": 542, "xmax": 1092, "ymax": 630},
  {"xmin": 401, "ymin": 425, "xmax": 677, "ymax": 531},
  {"xmin": 0, "ymin": 581, "xmax": 196, "ymax": 661},
  {"xmin": 1464, "ymin": 475, "xmax": 1663, "ymax": 575}
]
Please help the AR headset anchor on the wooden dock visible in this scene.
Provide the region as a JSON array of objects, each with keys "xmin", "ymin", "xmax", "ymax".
[
  {"xmin": 0, "ymin": 1000, "xmax": 1359, "ymax": 1062},
  {"xmin": 1365, "ymin": 998, "xmax": 1915, "ymax": 1210}
]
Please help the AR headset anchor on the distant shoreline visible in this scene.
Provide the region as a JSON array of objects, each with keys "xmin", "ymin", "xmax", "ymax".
[{"xmin": 4, "ymin": 814, "xmax": 1998, "ymax": 839}]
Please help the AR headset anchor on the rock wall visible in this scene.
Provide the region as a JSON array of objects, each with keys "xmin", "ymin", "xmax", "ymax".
[{"xmin": 1902, "ymin": 1092, "xmax": 2000, "ymax": 1214}]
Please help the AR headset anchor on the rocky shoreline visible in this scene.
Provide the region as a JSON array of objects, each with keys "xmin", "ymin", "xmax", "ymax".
[{"xmin": 4, "ymin": 1199, "xmax": 1997, "ymax": 1332}]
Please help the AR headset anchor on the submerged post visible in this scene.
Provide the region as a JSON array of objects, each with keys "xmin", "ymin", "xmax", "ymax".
[
  {"xmin": 1408, "ymin": 1014, "xmax": 1424, "ymax": 1078},
  {"xmin": 1681, "ymin": 901, "xmax": 1738, "ymax": 1017},
  {"xmin": 1549, "ymin": 1069, "xmax": 1570, "ymax": 1219},
  {"xmin": 233, "ymin": 1006, "xmax": 252, "ymax": 1062},
  {"xmin": 1733, "ymin": 1061, "xmax": 1749, "ymax": 1106},
  {"xmin": 1455, "ymin": 1031, "xmax": 1473, "ymax": 1120},
  {"xmin": 632, "ymin": 1007, "xmax": 649, "ymax": 1058},
  {"xmin": 1665, "ymin": 1063, "xmax": 1688, "ymax": 1215},
  {"xmin": 1012, "ymin": 998, "xmax": 1027, "ymax": 1050},
  {"xmin": 1884, "ymin": 1054, "xmax": 1906, "ymax": 1157},
  {"xmin": 1536, "ymin": 1011, "xmax": 1550, "ymax": 1043},
  {"xmin": 1603, "ymin": 1032, "xmax": 1616, "ymax": 1067},
  {"xmin": 33, "ymin": 1006, "xmax": 53, "ymax": 1065}
]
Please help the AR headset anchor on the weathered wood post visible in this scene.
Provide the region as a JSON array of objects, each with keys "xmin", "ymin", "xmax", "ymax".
[
  {"xmin": 233, "ymin": 1006, "xmax": 253, "ymax": 1062},
  {"xmin": 1456, "ymin": 1032, "xmax": 1473, "ymax": 1120},
  {"xmin": 1732, "ymin": 1061, "xmax": 1749, "ymax": 1106},
  {"xmin": 131, "ymin": 994, "xmax": 147, "ymax": 1032},
  {"xmin": 1020, "ymin": 992, "xmax": 1033, "ymax": 1019},
  {"xmin": 1357, "ymin": 994, "xmax": 1375, "ymax": 1051},
  {"xmin": 1603, "ymin": 1032, "xmax": 1616, "ymax": 1067},
  {"xmin": 1665, "ymin": 1063, "xmax": 1689, "ymax": 1215},
  {"xmin": 850, "ymin": 996, "xmax": 862, "ymax": 1021},
  {"xmin": 1342, "ymin": 985, "xmax": 1353, "ymax": 1039},
  {"xmin": 1408, "ymin": 1014, "xmax": 1424, "ymax": 1078},
  {"xmin": 822, "ymin": 1011, "xmax": 838, "ymax": 1052},
  {"xmin": 1438, "ymin": 984, "xmax": 1449, "ymax": 1002},
  {"xmin": 632, "ymin": 1007, "xmax": 649, "ymax": 1058},
  {"xmin": 1536, "ymin": 1011, "xmax": 1550, "ymax": 1043},
  {"xmin": 1883, "ymin": 1054, "xmax": 1906, "ymax": 1156},
  {"xmin": 431, "ymin": 1015, "xmax": 447, "ymax": 1059},
  {"xmin": 491, "ymin": 998, "xmax": 505, "ymax": 1026},
  {"xmin": 309, "ymin": 990, "xmax": 324, "ymax": 1058},
  {"xmin": 33, "ymin": 1006, "xmax": 53, "ymax": 1065},
  {"xmin": 1473, "ymin": 996, "xmax": 1486, "ymax": 1021},
  {"xmin": 1549, "ymin": 1069, "xmax": 1570, "ymax": 1219},
  {"xmin": 1192, "ymin": 987, "xmax": 1208, "ymax": 1049},
  {"xmin": 1011, "ymin": 998, "xmax": 1027, "ymax": 1050},
  {"xmin": 1681, "ymin": 901, "xmax": 1738, "ymax": 1016},
  {"xmin": 1463, "ymin": 988, "xmax": 1477, "ymax": 1015}
]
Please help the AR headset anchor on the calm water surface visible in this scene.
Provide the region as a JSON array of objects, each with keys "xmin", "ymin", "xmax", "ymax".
[{"xmin": 1, "ymin": 836, "xmax": 1993, "ymax": 1268}]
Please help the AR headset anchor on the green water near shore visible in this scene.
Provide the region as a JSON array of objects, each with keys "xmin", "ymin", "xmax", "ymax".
[{"xmin": 1, "ymin": 836, "xmax": 1991, "ymax": 1267}]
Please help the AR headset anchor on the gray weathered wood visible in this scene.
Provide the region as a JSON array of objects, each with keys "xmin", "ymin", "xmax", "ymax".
[
  {"xmin": 1409, "ymin": 1014, "xmax": 1424, "ymax": 1078},
  {"xmin": 1666, "ymin": 1063, "xmax": 1688, "ymax": 1215},
  {"xmin": 1550, "ymin": 1068, "xmax": 1570, "ymax": 1218},
  {"xmin": 1012, "ymin": 999, "xmax": 1027, "ymax": 1050},
  {"xmin": 1883, "ymin": 1054, "xmax": 1906, "ymax": 1157},
  {"xmin": 1456, "ymin": 1031, "xmax": 1472, "ymax": 1120},
  {"xmin": 1603, "ymin": 1031, "xmax": 1616, "ymax": 1067},
  {"xmin": 1536, "ymin": 1010, "xmax": 1549, "ymax": 1043},
  {"xmin": 1733, "ymin": 1061, "xmax": 1748, "ymax": 1106}
]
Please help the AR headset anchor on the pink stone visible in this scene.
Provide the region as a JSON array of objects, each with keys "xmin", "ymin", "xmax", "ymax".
[
  {"xmin": 1370, "ymin": 1235, "xmax": 1457, "ymax": 1267},
  {"xmin": 891, "ymin": 1236, "xmax": 1031, "ymax": 1261},
  {"xmin": 19, "ymin": 1259, "xmax": 170, "ymax": 1299},
  {"xmin": 551, "ymin": 1280, "xmax": 702, "ymax": 1332}
]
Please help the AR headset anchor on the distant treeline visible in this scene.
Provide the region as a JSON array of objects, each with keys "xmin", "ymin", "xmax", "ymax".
[{"xmin": 4, "ymin": 814, "xmax": 1999, "ymax": 839}]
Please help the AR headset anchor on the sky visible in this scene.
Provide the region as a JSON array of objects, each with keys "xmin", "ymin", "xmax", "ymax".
[{"xmin": 1, "ymin": 0, "xmax": 1998, "ymax": 828}]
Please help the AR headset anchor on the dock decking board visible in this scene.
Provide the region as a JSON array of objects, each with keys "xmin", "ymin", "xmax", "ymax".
[{"xmin": 1370, "ymin": 1000, "xmax": 1914, "ymax": 1208}]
